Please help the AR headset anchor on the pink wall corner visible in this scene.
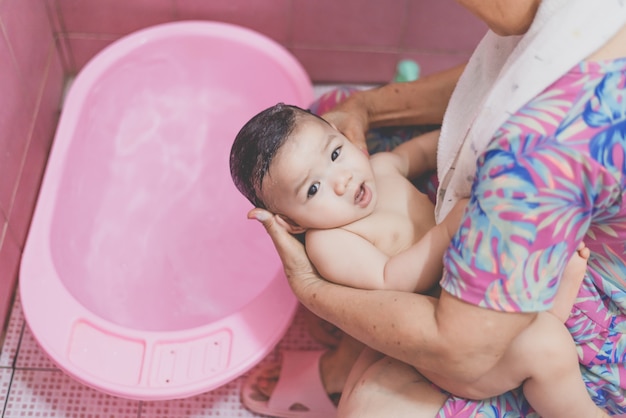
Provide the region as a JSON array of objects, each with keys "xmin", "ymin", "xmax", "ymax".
[
  {"xmin": 44, "ymin": 0, "xmax": 76, "ymax": 73},
  {"xmin": 1, "ymin": 0, "xmax": 55, "ymax": 103},
  {"xmin": 0, "ymin": 213, "xmax": 19, "ymax": 331},
  {"xmin": 64, "ymin": 36, "xmax": 119, "ymax": 74},
  {"xmin": 53, "ymin": 0, "xmax": 176, "ymax": 73},
  {"xmin": 0, "ymin": 0, "xmax": 59, "ymax": 218},
  {"xmin": 0, "ymin": 28, "xmax": 32, "ymax": 218},
  {"xmin": 0, "ymin": 0, "xmax": 65, "ymax": 328},
  {"xmin": 9, "ymin": 44, "xmax": 64, "ymax": 248}
]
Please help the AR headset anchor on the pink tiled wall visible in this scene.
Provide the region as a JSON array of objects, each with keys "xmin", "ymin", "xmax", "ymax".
[
  {"xmin": 0, "ymin": 0, "xmax": 487, "ymax": 329},
  {"xmin": 52, "ymin": 0, "xmax": 486, "ymax": 82},
  {"xmin": 0, "ymin": 0, "xmax": 65, "ymax": 328}
]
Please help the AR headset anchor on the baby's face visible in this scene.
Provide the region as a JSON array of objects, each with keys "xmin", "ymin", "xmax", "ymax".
[{"xmin": 261, "ymin": 114, "xmax": 377, "ymax": 231}]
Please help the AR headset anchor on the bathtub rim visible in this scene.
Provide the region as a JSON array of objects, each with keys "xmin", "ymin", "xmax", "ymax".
[{"xmin": 19, "ymin": 20, "xmax": 311, "ymax": 400}]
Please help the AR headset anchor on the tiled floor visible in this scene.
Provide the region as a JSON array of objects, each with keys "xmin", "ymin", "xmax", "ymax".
[{"xmin": 0, "ymin": 293, "xmax": 326, "ymax": 417}]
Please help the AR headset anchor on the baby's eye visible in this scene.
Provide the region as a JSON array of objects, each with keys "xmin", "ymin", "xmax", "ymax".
[
  {"xmin": 307, "ymin": 182, "xmax": 320, "ymax": 198},
  {"xmin": 331, "ymin": 146, "xmax": 342, "ymax": 161}
]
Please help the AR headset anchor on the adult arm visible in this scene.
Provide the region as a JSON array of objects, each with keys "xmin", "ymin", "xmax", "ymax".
[
  {"xmin": 322, "ymin": 65, "xmax": 465, "ymax": 151},
  {"xmin": 248, "ymin": 208, "xmax": 535, "ymax": 386},
  {"xmin": 391, "ymin": 128, "xmax": 439, "ymax": 179}
]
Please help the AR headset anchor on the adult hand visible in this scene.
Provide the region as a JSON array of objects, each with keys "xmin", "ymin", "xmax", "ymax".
[
  {"xmin": 321, "ymin": 93, "xmax": 370, "ymax": 154},
  {"xmin": 320, "ymin": 65, "xmax": 466, "ymax": 155},
  {"xmin": 247, "ymin": 208, "xmax": 323, "ymax": 297},
  {"xmin": 247, "ymin": 209, "xmax": 532, "ymax": 388},
  {"xmin": 248, "ymin": 210, "xmax": 344, "ymax": 347}
]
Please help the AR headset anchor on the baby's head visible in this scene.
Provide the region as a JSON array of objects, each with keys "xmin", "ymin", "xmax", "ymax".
[
  {"xmin": 230, "ymin": 103, "xmax": 303, "ymax": 210},
  {"xmin": 230, "ymin": 103, "xmax": 376, "ymax": 234}
]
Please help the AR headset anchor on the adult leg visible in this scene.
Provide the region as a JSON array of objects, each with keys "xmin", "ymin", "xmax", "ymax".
[{"xmin": 338, "ymin": 346, "xmax": 447, "ymax": 418}]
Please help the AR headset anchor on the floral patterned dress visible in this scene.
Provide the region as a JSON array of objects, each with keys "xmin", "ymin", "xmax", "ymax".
[
  {"xmin": 438, "ymin": 58, "xmax": 626, "ymax": 416},
  {"xmin": 309, "ymin": 57, "xmax": 626, "ymax": 416}
]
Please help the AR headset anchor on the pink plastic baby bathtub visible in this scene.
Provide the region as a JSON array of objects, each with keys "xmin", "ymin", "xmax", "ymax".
[{"xmin": 19, "ymin": 21, "xmax": 312, "ymax": 400}]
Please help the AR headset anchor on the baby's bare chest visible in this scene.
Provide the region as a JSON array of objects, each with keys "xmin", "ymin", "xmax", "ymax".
[{"xmin": 355, "ymin": 175, "xmax": 435, "ymax": 256}]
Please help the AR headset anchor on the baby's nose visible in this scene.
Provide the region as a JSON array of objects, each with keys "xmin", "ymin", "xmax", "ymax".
[{"xmin": 333, "ymin": 171, "xmax": 352, "ymax": 195}]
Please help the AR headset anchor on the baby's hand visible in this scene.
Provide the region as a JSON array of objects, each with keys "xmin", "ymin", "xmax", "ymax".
[{"xmin": 550, "ymin": 242, "xmax": 590, "ymax": 323}]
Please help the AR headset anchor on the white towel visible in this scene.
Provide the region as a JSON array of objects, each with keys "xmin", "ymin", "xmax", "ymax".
[{"xmin": 435, "ymin": 0, "xmax": 626, "ymax": 223}]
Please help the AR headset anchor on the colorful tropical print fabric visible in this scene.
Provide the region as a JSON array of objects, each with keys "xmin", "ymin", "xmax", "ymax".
[
  {"xmin": 438, "ymin": 58, "xmax": 626, "ymax": 416},
  {"xmin": 307, "ymin": 57, "xmax": 626, "ymax": 415}
]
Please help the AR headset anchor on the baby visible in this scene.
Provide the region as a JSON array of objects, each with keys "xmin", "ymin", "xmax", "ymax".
[{"xmin": 230, "ymin": 103, "xmax": 606, "ymax": 418}]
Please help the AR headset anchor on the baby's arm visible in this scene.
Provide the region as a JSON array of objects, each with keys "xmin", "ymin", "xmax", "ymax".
[
  {"xmin": 390, "ymin": 129, "xmax": 439, "ymax": 179},
  {"xmin": 382, "ymin": 198, "xmax": 467, "ymax": 293},
  {"xmin": 306, "ymin": 227, "xmax": 421, "ymax": 292},
  {"xmin": 306, "ymin": 199, "xmax": 467, "ymax": 293}
]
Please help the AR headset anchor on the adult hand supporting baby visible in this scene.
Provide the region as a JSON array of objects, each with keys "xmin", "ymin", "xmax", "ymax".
[
  {"xmin": 247, "ymin": 207, "xmax": 534, "ymax": 391},
  {"xmin": 321, "ymin": 95, "xmax": 370, "ymax": 154},
  {"xmin": 246, "ymin": 207, "xmax": 368, "ymax": 329},
  {"xmin": 321, "ymin": 64, "xmax": 465, "ymax": 154},
  {"xmin": 248, "ymin": 208, "xmax": 324, "ymax": 294}
]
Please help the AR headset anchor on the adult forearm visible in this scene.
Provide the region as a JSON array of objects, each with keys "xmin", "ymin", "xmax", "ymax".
[
  {"xmin": 250, "ymin": 208, "xmax": 534, "ymax": 387},
  {"xmin": 290, "ymin": 275, "xmax": 446, "ymax": 370},
  {"xmin": 293, "ymin": 274, "xmax": 534, "ymax": 385},
  {"xmin": 352, "ymin": 64, "xmax": 465, "ymax": 128},
  {"xmin": 263, "ymin": 219, "xmax": 448, "ymax": 371}
]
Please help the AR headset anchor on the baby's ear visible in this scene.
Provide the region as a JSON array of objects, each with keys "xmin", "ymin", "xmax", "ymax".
[{"xmin": 275, "ymin": 214, "xmax": 307, "ymax": 235}]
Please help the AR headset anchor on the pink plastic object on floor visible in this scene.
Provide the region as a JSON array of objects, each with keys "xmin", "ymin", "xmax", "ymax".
[{"xmin": 19, "ymin": 21, "xmax": 311, "ymax": 401}]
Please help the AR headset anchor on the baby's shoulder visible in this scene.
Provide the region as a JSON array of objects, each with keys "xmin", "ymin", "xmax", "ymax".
[{"xmin": 370, "ymin": 151, "xmax": 402, "ymax": 175}]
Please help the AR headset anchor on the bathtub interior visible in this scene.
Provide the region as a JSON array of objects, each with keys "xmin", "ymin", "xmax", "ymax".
[{"xmin": 46, "ymin": 25, "xmax": 312, "ymax": 332}]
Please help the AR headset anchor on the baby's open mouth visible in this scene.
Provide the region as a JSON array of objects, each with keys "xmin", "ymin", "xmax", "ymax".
[{"xmin": 354, "ymin": 183, "xmax": 371, "ymax": 207}]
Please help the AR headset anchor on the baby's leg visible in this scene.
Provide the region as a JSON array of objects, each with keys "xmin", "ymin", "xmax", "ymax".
[
  {"xmin": 517, "ymin": 312, "xmax": 608, "ymax": 418},
  {"xmin": 465, "ymin": 244, "xmax": 608, "ymax": 417},
  {"xmin": 520, "ymin": 244, "xmax": 603, "ymax": 418},
  {"xmin": 463, "ymin": 312, "xmax": 606, "ymax": 417}
]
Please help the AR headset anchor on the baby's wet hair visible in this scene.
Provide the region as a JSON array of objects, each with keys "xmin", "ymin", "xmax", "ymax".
[{"xmin": 229, "ymin": 103, "xmax": 320, "ymax": 209}]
